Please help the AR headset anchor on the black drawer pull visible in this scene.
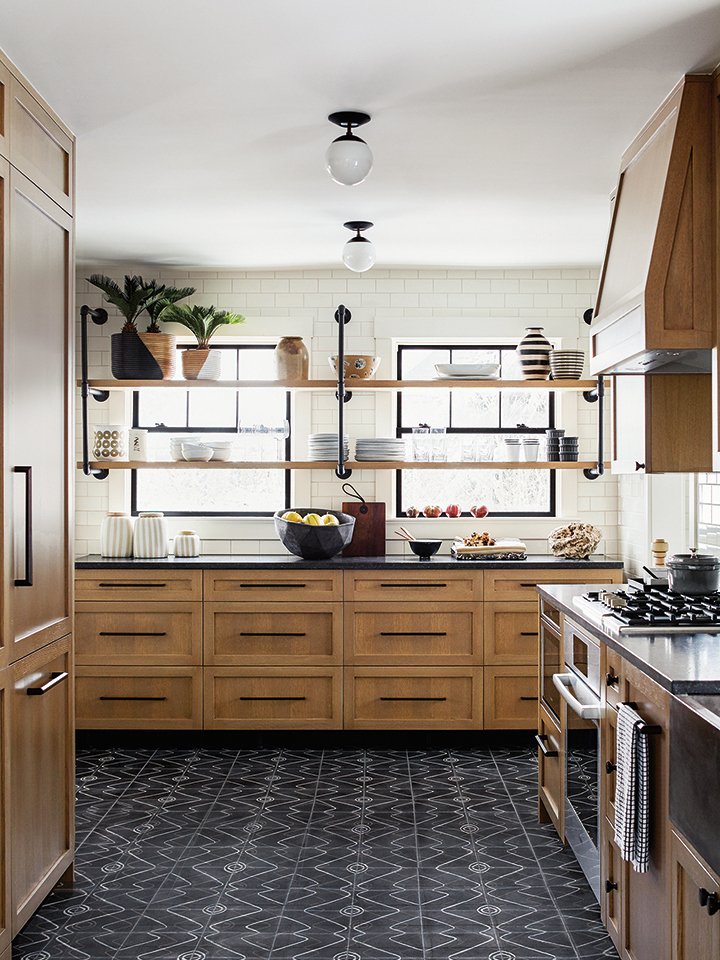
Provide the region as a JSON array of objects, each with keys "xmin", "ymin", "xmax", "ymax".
[
  {"xmin": 621, "ymin": 702, "xmax": 662, "ymax": 735},
  {"xmin": 239, "ymin": 583, "xmax": 306, "ymax": 588},
  {"xmin": 239, "ymin": 696, "xmax": 306, "ymax": 701},
  {"xmin": 379, "ymin": 632, "xmax": 447, "ymax": 637},
  {"xmin": 605, "ymin": 880, "xmax": 618, "ymax": 893},
  {"xmin": 521, "ymin": 632, "xmax": 539, "ymax": 636},
  {"xmin": 380, "ymin": 583, "xmax": 447, "ymax": 588},
  {"xmin": 99, "ymin": 582, "xmax": 166, "ymax": 588},
  {"xmin": 27, "ymin": 672, "xmax": 68, "ymax": 695},
  {"xmin": 380, "ymin": 697, "xmax": 447, "ymax": 702},
  {"xmin": 13, "ymin": 466, "xmax": 33, "ymax": 587},
  {"xmin": 99, "ymin": 632, "xmax": 167, "ymax": 637},
  {"xmin": 606, "ymin": 761, "xmax": 617, "ymax": 774},
  {"xmin": 520, "ymin": 696, "xmax": 539, "ymax": 701},
  {"xmin": 240, "ymin": 632, "xmax": 307, "ymax": 637},
  {"xmin": 606, "ymin": 672, "xmax": 619, "ymax": 687},
  {"xmin": 701, "ymin": 890, "xmax": 720, "ymax": 916},
  {"xmin": 99, "ymin": 696, "xmax": 167, "ymax": 702},
  {"xmin": 519, "ymin": 583, "xmax": 537, "ymax": 588},
  {"xmin": 535, "ymin": 733, "xmax": 558, "ymax": 757}
]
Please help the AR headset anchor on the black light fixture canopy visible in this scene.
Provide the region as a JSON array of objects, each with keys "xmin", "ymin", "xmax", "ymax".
[{"xmin": 328, "ymin": 111, "xmax": 371, "ymax": 131}]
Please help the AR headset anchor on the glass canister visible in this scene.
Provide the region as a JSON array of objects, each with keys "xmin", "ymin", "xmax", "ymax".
[
  {"xmin": 274, "ymin": 337, "xmax": 309, "ymax": 380},
  {"xmin": 100, "ymin": 512, "xmax": 134, "ymax": 558},
  {"xmin": 174, "ymin": 530, "xmax": 200, "ymax": 558},
  {"xmin": 133, "ymin": 512, "xmax": 168, "ymax": 558}
]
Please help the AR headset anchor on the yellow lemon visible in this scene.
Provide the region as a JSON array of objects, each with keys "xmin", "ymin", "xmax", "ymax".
[
  {"xmin": 321, "ymin": 514, "xmax": 339, "ymax": 525},
  {"xmin": 282, "ymin": 511, "xmax": 302, "ymax": 523},
  {"xmin": 303, "ymin": 513, "xmax": 322, "ymax": 525}
]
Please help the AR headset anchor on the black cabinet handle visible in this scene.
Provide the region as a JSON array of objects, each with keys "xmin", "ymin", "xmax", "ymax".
[
  {"xmin": 606, "ymin": 761, "xmax": 617, "ymax": 774},
  {"xmin": 521, "ymin": 632, "xmax": 539, "ymax": 637},
  {"xmin": 519, "ymin": 583, "xmax": 537, "ymax": 588},
  {"xmin": 239, "ymin": 632, "xmax": 307, "ymax": 637},
  {"xmin": 99, "ymin": 582, "xmax": 166, "ymax": 588},
  {"xmin": 13, "ymin": 466, "xmax": 33, "ymax": 587},
  {"xmin": 606, "ymin": 672, "xmax": 619, "ymax": 687},
  {"xmin": 240, "ymin": 583, "xmax": 306, "ymax": 589},
  {"xmin": 380, "ymin": 632, "xmax": 447, "ymax": 637},
  {"xmin": 702, "ymin": 890, "xmax": 720, "ymax": 916},
  {"xmin": 99, "ymin": 696, "xmax": 167, "ymax": 701},
  {"xmin": 99, "ymin": 632, "xmax": 167, "ymax": 637},
  {"xmin": 635, "ymin": 462, "xmax": 645, "ymax": 472},
  {"xmin": 520, "ymin": 696, "xmax": 539, "ymax": 701},
  {"xmin": 27, "ymin": 671, "xmax": 68, "ymax": 695},
  {"xmin": 700, "ymin": 888, "xmax": 710, "ymax": 907},
  {"xmin": 380, "ymin": 697, "xmax": 446, "ymax": 702},
  {"xmin": 605, "ymin": 880, "xmax": 618, "ymax": 893},
  {"xmin": 239, "ymin": 696, "xmax": 306, "ymax": 701},
  {"xmin": 535, "ymin": 734, "xmax": 558, "ymax": 757},
  {"xmin": 380, "ymin": 583, "xmax": 447, "ymax": 588}
]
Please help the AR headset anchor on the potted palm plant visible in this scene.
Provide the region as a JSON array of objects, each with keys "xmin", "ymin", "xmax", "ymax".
[
  {"xmin": 142, "ymin": 284, "xmax": 196, "ymax": 378},
  {"xmin": 160, "ymin": 303, "xmax": 245, "ymax": 380},
  {"xmin": 87, "ymin": 274, "xmax": 195, "ymax": 379}
]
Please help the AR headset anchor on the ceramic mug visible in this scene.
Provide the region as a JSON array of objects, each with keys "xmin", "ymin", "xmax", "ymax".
[{"xmin": 92, "ymin": 424, "xmax": 128, "ymax": 461}]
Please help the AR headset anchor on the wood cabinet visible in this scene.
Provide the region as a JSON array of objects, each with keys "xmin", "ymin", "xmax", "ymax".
[
  {"xmin": 671, "ymin": 829, "xmax": 720, "ymax": 960},
  {"xmin": 345, "ymin": 667, "xmax": 481, "ymax": 729},
  {"xmin": 344, "ymin": 568, "xmax": 480, "ymax": 602},
  {"xmin": 204, "ymin": 568, "xmax": 342, "ymax": 603},
  {"xmin": 537, "ymin": 703, "xmax": 564, "ymax": 838},
  {"xmin": 612, "ymin": 374, "xmax": 713, "ymax": 474},
  {"xmin": 75, "ymin": 667, "xmax": 202, "ymax": 730}
]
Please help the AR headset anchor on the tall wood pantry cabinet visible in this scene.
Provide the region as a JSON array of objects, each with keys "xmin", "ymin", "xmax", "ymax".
[{"xmin": 0, "ymin": 48, "xmax": 75, "ymax": 949}]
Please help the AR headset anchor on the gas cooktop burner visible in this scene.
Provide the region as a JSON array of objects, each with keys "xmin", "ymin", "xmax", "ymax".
[{"xmin": 574, "ymin": 583, "xmax": 720, "ymax": 635}]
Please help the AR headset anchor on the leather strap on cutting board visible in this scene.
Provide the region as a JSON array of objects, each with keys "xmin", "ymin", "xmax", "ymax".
[{"xmin": 341, "ymin": 484, "xmax": 386, "ymax": 556}]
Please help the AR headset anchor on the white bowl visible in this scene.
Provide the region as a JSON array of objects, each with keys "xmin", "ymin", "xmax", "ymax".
[
  {"xmin": 434, "ymin": 363, "xmax": 500, "ymax": 378},
  {"xmin": 182, "ymin": 442, "xmax": 213, "ymax": 461}
]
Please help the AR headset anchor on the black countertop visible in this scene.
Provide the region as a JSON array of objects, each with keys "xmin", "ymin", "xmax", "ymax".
[
  {"xmin": 75, "ymin": 554, "xmax": 624, "ymax": 571},
  {"xmin": 537, "ymin": 583, "xmax": 720, "ymax": 695}
]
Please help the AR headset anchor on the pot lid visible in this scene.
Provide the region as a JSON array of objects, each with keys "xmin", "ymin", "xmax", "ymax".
[{"xmin": 666, "ymin": 549, "xmax": 720, "ymax": 568}]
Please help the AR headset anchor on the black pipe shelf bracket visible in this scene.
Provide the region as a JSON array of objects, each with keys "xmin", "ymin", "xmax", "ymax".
[
  {"xmin": 334, "ymin": 304, "xmax": 353, "ymax": 480},
  {"xmin": 80, "ymin": 305, "xmax": 110, "ymax": 479},
  {"xmin": 583, "ymin": 374, "xmax": 604, "ymax": 481}
]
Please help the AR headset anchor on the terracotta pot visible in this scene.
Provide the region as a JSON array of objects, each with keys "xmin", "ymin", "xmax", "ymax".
[
  {"xmin": 111, "ymin": 332, "xmax": 164, "ymax": 379},
  {"xmin": 274, "ymin": 337, "xmax": 309, "ymax": 380},
  {"xmin": 138, "ymin": 333, "xmax": 178, "ymax": 379},
  {"xmin": 181, "ymin": 347, "xmax": 222, "ymax": 380}
]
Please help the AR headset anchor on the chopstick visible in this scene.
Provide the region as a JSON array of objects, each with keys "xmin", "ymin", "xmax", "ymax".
[
  {"xmin": 394, "ymin": 530, "xmax": 414, "ymax": 541},
  {"xmin": 400, "ymin": 526, "xmax": 415, "ymax": 541}
]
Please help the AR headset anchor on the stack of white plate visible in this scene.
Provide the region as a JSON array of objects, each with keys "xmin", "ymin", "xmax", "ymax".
[
  {"xmin": 308, "ymin": 433, "xmax": 349, "ymax": 461},
  {"xmin": 355, "ymin": 438, "xmax": 407, "ymax": 461}
]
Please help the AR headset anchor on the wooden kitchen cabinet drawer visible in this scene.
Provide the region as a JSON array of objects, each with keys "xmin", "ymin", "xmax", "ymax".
[
  {"xmin": 344, "ymin": 569, "xmax": 481, "ymax": 602},
  {"xmin": 604, "ymin": 646, "xmax": 624, "ymax": 708},
  {"xmin": 538, "ymin": 703, "xmax": 564, "ymax": 839},
  {"xmin": 344, "ymin": 603, "xmax": 481, "ymax": 665},
  {"xmin": 484, "ymin": 567, "xmax": 622, "ymax": 602},
  {"xmin": 204, "ymin": 603, "xmax": 343, "ymax": 665},
  {"xmin": 483, "ymin": 602, "xmax": 539, "ymax": 665},
  {"xmin": 484, "ymin": 666, "xmax": 538, "ymax": 729},
  {"xmin": 344, "ymin": 667, "xmax": 482, "ymax": 729},
  {"xmin": 204, "ymin": 569, "xmax": 342, "ymax": 603},
  {"xmin": 205, "ymin": 667, "xmax": 342, "ymax": 729},
  {"xmin": 671, "ymin": 829, "xmax": 720, "ymax": 960},
  {"xmin": 75, "ymin": 602, "xmax": 202, "ymax": 665},
  {"xmin": 75, "ymin": 667, "xmax": 202, "ymax": 729},
  {"xmin": 75, "ymin": 569, "xmax": 202, "ymax": 602}
]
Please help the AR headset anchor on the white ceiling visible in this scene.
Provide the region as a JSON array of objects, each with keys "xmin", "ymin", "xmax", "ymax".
[{"xmin": 2, "ymin": 0, "xmax": 720, "ymax": 269}]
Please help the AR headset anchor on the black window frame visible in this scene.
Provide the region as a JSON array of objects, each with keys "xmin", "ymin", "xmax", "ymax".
[
  {"xmin": 130, "ymin": 343, "xmax": 291, "ymax": 518},
  {"xmin": 395, "ymin": 343, "xmax": 556, "ymax": 518}
]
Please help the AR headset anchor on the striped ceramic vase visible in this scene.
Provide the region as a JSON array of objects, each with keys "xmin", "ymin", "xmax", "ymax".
[
  {"xmin": 100, "ymin": 512, "xmax": 134, "ymax": 558},
  {"xmin": 133, "ymin": 512, "xmax": 168, "ymax": 558},
  {"xmin": 516, "ymin": 327, "xmax": 552, "ymax": 380},
  {"xmin": 174, "ymin": 531, "xmax": 200, "ymax": 557}
]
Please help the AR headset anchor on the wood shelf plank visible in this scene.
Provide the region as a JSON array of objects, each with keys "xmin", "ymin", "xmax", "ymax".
[
  {"xmin": 81, "ymin": 378, "xmax": 606, "ymax": 391},
  {"xmin": 80, "ymin": 460, "xmax": 610, "ymax": 471}
]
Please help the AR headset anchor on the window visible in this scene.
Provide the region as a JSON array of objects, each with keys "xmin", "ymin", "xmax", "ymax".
[
  {"xmin": 132, "ymin": 344, "xmax": 290, "ymax": 516},
  {"xmin": 396, "ymin": 345, "xmax": 555, "ymax": 517}
]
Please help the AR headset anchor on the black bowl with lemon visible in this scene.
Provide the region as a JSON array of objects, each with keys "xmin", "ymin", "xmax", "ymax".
[{"xmin": 273, "ymin": 509, "xmax": 356, "ymax": 560}]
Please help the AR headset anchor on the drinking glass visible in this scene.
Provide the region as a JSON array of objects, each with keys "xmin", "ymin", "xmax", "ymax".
[
  {"xmin": 430, "ymin": 427, "xmax": 447, "ymax": 461},
  {"xmin": 461, "ymin": 437, "xmax": 477, "ymax": 462},
  {"xmin": 269, "ymin": 420, "xmax": 291, "ymax": 461},
  {"xmin": 412, "ymin": 427, "xmax": 430, "ymax": 461}
]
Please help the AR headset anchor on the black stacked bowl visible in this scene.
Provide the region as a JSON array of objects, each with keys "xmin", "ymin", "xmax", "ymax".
[
  {"xmin": 559, "ymin": 435, "xmax": 579, "ymax": 461},
  {"xmin": 546, "ymin": 428, "xmax": 564, "ymax": 462}
]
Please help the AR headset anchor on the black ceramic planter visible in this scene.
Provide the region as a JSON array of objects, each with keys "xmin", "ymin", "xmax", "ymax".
[{"xmin": 111, "ymin": 332, "xmax": 164, "ymax": 380}]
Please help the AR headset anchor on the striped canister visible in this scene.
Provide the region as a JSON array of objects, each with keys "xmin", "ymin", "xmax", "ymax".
[
  {"xmin": 133, "ymin": 512, "xmax": 168, "ymax": 558},
  {"xmin": 516, "ymin": 327, "xmax": 552, "ymax": 380},
  {"xmin": 174, "ymin": 530, "xmax": 200, "ymax": 557},
  {"xmin": 100, "ymin": 512, "xmax": 134, "ymax": 558}
]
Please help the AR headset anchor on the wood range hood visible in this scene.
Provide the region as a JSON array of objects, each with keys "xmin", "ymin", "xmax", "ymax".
[{"xmin": 589, "ymin": 72, "xmax": 716, "ymax": 375}]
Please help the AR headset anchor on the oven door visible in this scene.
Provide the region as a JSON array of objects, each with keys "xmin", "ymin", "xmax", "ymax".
[{"xmin": 553, "ymin": 669, "xmax": 601, "ymax": 902}]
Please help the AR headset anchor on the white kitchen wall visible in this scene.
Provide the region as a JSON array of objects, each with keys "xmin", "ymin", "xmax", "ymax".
[{"xmin": 75, "ymin": 264, "xmax": 620, "ymax": 560}]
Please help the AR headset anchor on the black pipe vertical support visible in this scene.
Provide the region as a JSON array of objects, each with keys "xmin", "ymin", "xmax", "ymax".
[
  {"xmin": 80, "ymin": 305, "xmax": 111, "ymax": 479},
  {"xmin": 583, "ymin": 374, "xmax": 604, "ymax": 480},
  {"xmin": 334, "ymin": 304, "xmax": 352, "ymax": 479}
]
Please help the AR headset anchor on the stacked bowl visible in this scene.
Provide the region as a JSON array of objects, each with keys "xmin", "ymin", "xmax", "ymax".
[
  {"xmin": 546, "ymin": 429, "xmax": 564, "ymax": 461},
  {"xmin": 170, "ymin": 436, "xmax": 202, "ymax": 461},
  {"xmin": 549, "ymin": 350, "xmax": 585, "ymax": 380},
  {"xmin": 559, "ymin": 436, "xmax": 579, "ymax": 461}
]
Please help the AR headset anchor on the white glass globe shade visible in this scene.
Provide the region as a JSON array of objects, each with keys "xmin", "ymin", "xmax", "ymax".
[
  {"xmin": 342, "ymin": 237, "xmax": 376, "ymax": 273},
  {"xmin": 325, "ymin": 137, "xmax": 373, "ymax": 186}
]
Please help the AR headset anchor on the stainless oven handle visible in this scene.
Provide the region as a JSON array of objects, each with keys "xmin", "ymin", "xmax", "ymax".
[{"xmin": 552, "ymin": 672, "xmax": 601, "ymax": 719}]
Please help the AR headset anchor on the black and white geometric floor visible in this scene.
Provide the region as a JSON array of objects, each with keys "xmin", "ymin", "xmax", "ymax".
[{"xmin": 13, "ymin": 744, "xmax": 619, "ymax": 960}]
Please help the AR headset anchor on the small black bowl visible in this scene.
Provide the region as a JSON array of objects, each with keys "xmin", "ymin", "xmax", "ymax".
[{"xmin": 408, "ymin": 540, "xmax": 442, "ymax": 561}]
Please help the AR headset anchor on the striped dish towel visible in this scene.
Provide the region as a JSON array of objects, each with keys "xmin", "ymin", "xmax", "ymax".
[{"xmin": 613, "ymin": 702, "xmax": 650, "ymax": 873}]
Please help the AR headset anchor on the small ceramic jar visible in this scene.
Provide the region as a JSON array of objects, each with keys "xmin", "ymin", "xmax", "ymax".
[
  {"xmin": 100, "ymin": 512, "xmax": 134, "ymax": 558},
  {"xmin": 133, "ymin": 512, "xmax": 168, "ymax": 558},
  {"xmin": 174, "ymin": 530, "xmax": 200, "ymax": 558}
]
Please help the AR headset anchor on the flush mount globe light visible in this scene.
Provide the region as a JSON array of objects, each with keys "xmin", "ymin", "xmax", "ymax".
[
  {"xmin": 326, "ymin": 111, "xmax": 373, "ymax": 185},
  {"xmin": 342, "ymin": 221, "xmax": 376, "ymax": 273}
]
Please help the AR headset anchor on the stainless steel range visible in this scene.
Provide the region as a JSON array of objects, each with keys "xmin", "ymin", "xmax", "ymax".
[{"xmin": 573, "ymin": 581, "xmax": 720, "ymax": 636}]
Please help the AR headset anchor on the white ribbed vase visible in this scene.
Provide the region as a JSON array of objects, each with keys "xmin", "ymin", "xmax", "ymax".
[
  {"xmin": 174, "ymin": 530, "xmax": 200, "ymax": 558},
  {"xmin": 133, "ymin": 512, "xmax": 168, "ymax": 558},
  {"xmin": 516, "ymin": 327, "xmax": 552, "ymax": 380},
  {"xmin": 100, "ymin": 512, "xmax": 134, "ymax": 558}
]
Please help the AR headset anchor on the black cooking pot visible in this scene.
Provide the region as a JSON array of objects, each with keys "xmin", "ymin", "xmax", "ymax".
[{"xmin": 666, "ymin": 549, "xmax": 720, "ymax": 595}]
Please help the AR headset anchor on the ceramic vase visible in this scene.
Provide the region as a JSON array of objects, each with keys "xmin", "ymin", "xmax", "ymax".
[
  {"xmin": 100, "ymin": 512, "xmax": 134, "ymax": 558},
  {"xmin": 133, "ymin": 512, "xmax": 168, "ymax": 558},
  {"xmin": 181, "ymin": 347, "xmax": 222, "ymax": 380},
  {"xmin": 174, "ymin": 530, "xmax": 200, "ymax": 557},
  {"xmin": 516, "ymin": 327, "xmax": 552, "ymax": 380},
  {"xmin": 138, "ymin": 333, "xmax": 178, "ymax": 379},
  {"xmin": 274, "ymin": 337, "xmax": 309, "ymax": 380}
]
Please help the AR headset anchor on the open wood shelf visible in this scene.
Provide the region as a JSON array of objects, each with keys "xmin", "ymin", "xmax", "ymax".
[
  {"xmin": 81, "ymin": 378, "xmax": 606, "ymax": 391},
  {"xmin": 80, "ymin": 459, "xmax": 610, "ymax": 471}
]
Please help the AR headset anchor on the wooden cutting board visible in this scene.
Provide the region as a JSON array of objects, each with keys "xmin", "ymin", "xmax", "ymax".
[{"xmin": 341, "ymin": 500, "xmax": 386, "ymax": 556}]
